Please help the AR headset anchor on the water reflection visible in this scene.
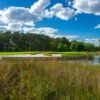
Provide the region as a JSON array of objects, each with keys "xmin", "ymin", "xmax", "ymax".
[
  {"xmin": 68, "ymin": 56, "xmax": 100, "ymax": 65},
  {"xmin": 78, "ymin": 56, "xmax": 100, "ymax": 65},
  {"xmin": 90, "ymin": 56, "xmax": 100, "ymax": 65}
]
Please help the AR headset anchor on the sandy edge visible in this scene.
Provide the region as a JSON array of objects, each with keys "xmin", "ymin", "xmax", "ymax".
[{"xmin": 0, "ymin": 54, "xmax": 61, "ymax": 58}]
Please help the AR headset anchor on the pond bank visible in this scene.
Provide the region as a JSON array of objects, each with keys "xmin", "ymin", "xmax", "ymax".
[{"xmin": 1, "ymin": 55, "xmax": 92, "ymax": 61}]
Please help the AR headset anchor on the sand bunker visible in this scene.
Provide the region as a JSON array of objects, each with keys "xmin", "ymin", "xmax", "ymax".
[{"xmin": 1, "ymin": 54, "xmax": 61, "ymax": 58}]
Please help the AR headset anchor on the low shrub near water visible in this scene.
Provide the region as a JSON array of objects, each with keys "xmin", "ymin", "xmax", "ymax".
[{"xmin": 0, "ymin": 59, "xmax": 100, "ymax": 100}]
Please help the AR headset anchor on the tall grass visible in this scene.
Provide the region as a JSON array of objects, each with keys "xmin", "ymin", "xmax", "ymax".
[{"xmin": 0, "ymin": 59, "xmax": 100, "ymax": 100}]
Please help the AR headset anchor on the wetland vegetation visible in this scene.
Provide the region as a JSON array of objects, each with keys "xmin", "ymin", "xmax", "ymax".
[{"xmin": 0, "ymin": 59, "xmax": 100, "ymax": 100}]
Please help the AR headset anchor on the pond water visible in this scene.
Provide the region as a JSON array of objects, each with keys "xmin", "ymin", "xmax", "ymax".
[
  {"xmin": 1, "ymin": 55, "xmax": 100, "ymax": 65},
  {"xmin": 73, "ymin": 56, "xmax": 100, "ymax": 65},
  {"xmin": 89, "ymin": 56, "xmax": 100, "ymax": 65}
]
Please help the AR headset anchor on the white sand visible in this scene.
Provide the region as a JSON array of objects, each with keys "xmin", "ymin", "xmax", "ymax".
[
  {"xmin": 51, "ymin": 54, "xmax": 61, "ymax": 57},
  {"xmin": 0, "ymin": 57, "xmax": 2, "ymax": 60},
  {"xmin": 1, "ymin": 54, "xmax": 61, "ymax": 58}
]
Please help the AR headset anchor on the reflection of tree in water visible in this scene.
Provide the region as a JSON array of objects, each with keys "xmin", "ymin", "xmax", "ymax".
[
  {"xmin": 87, "ymin": 56, "xmax": 93, "ymax": 64},
  {"xmin": 77, "ymin": 56, "xmax": 100, "ymax": 65},
  {"xmin": 92, "ymin": 56, "xmax": 100, "ymax": 65},
  {"xmin": 98, "ymin": 57, "xmax": 100, "ymax": 64}
]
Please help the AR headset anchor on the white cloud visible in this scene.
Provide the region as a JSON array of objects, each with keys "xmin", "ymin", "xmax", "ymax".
[
  {"xmin": 47, "ymin": 3, "xmax": 75, "ymax": 20},
  {"xmin": 23, "ymin": 26, "xmax": 79, "ymax": 39},
  {"xmin": 38, "ymin": 27, "xmax": 58, "ymax": 35},
  {"xmin": 0, "ymin": 0, "xmax": 100, "ymax": 27},
  {"xmin": 0, "ymin": 0, "xmax": 51, "ymax": 27},
  {"xmin": 29, "ymin": 0, "xmax": 50, "ymax": 20},
  {"xmin": 55, "ymin": 34, "xmax": 79, "ymax": 39},
  {"xmin": 0, "ymin": 23, "xmax": 23, "ymax": 32},
  {"xmin": 0, "ymin": 0, "xmax": 53, "ymax": 33},
  {"xmin": 85, "ymin": 38, "xmax": 99, "ymax": 46},
  {"xmin": 0, "ymin": 24, "xmax": 59, "ymax": 37},
  {"xmin": 7, "ymin": 23, "xmax": 23, "ymax": 31},
  {"xmin": 0, "ymin": 7, "xmax": 38, "ymax": 26},
  {"xmin": 66, "ymin": 35, "xmax": 79, "ymax": 39},
  {"xmin": 73, "ymin": 0, "xmax": 100, "ymax": 15},
  {"xmin": 65, "ymin": 0, "xmax": 72, "ymax": 6},
  {"xmin": 68, "ymin": 1, "xmax": 72, "ymax": 6},
  {"xmin": 0, "ymin": 25, "xmax": 7, "ymax": 31},
  {"xmin": 0, "ymin": 10, "xmax": 2, "ymax": 17},
  {"xmin": 45, "ymin": 10, "xmax": 53, "ymax": 18},
  {"xmin": 23, "ymin": 27, "xmax": 58, "ymax": 37},
  {"xmin": 94, "ymin": 24, "xmax": 100, "ymax": 29}
]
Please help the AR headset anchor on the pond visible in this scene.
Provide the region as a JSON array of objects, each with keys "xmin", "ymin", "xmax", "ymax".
[
  {"xmin": 88, "ymin": 56, "xmax": 100, "ymax": 65},
  {"xmin": 1, "ymin": 55, "xmax": 100, "ymax": 65},
  {"xmin": 72, "ymin": 56, "xmax": 100, "ymax": 65}
]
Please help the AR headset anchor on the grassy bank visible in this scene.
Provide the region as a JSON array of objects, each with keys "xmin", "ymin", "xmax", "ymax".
[
  {"xmin": 0, "ymin": 51, "xmax": 99, "ymax": 57},
  {"xmin": 0, "ymin": 51, "xmax": 39, "ymax": 56},
  {"xmin": 0, "ymin": 59, "xmax": 100, "ymax": 100}
]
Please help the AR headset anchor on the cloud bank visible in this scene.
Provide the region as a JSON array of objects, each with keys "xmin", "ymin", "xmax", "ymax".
[
  {"xmin": 0, "ymin": 0, "xmax": 100, "ymax": 40},
  {"xmin": 85, "ymin": 38, "xmax": 99, "ymax": 46},
  {"xmin": 45, "ymin": 3, "xmax": 75, "ymax": 20},
  {"xmin": 73, "ymin": 0, "xmax": 100, "ymax": 15}
]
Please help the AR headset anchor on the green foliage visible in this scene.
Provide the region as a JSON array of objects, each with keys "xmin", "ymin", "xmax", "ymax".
[
  {"xmin": 84, "ymin": 43, "xmax": 95, "ymax": 51},
  {"xmin": 70, "ymin": 41, "xmax": 85, "ymax": 51},
  {"xmin": 0, "ymin": 31, "xmax": 98, "ymax": 52},
  {"xmin": 57, "ymin": 43, "xmax": 68, "ymax": 51},
  {"xmin": 61, "ymin": 52, "xmax": 88, "ymax": 56}
]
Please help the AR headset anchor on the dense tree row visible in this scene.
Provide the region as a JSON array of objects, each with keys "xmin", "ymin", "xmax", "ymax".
[{"xmin": 0, "ymin": 31, "xmax": 99, "ymax": 52}]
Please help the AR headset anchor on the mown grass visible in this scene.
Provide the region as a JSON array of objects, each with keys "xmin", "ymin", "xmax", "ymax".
[
  {"xmin": 42, "ymin": 52, "xmax": 89, "ymax": 57},
  {"xmin": 0, "ymin": 51, "xmax": 39, "ymax": 56},
  {"xmin": 0, "ymin": 59, "xmax": 100, "ymax": 100},
  {"xmin": 0, "ymin": 51, "xmax": 99, "ymax": 57}
]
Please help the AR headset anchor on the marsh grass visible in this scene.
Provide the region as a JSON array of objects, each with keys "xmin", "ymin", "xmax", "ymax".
[{"xmin": 0, "ymin": 59, "xmax": 100, "ymax": 100}]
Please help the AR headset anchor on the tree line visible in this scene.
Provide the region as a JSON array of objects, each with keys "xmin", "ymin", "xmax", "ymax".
[{"xmin": 0, "ymin": 31, "xmax": 99, "ymax": 52}]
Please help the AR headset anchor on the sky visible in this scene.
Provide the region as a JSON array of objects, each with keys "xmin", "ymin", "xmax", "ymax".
[{"xmin": 0, "ymin": 0, "xmax": 100, "ymax": 46}]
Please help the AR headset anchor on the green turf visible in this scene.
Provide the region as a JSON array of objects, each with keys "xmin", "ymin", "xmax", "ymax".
[
  {"xmin": 0, "ymin": 52, "xmax": 38, "ymax": 55},
  {"xmin": 0, "ymin": 51, "xmax": 99, "ymax": 57}
]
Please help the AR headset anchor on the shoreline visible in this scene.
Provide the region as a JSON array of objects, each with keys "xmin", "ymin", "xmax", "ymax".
[{"xmin": 0, "ymin": 54, "xmax": 92, "ymax": 61}]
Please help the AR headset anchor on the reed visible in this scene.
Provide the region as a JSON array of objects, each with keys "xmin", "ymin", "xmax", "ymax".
[{"xmin": 0, "ymin": 59, "xmax": 100, "ymax": 100}]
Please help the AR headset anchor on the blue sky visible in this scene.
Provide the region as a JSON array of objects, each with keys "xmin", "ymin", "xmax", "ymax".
[{"xmin": 0, "ymin": 0, "xmax": 100, "ymax": 46}]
